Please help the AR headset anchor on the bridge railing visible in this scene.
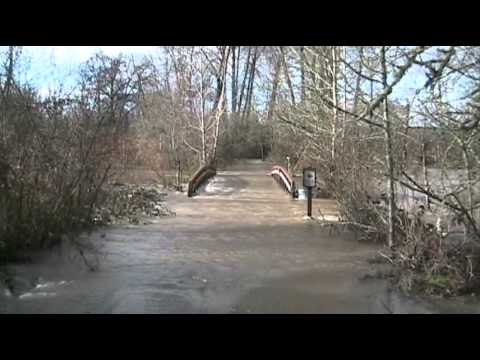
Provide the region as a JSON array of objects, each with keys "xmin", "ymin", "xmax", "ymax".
[
  {"xmin": 187, "ymin": 162, "xmax": 217, "ymax": 197},
  {"xmin": 269, "ymin": 165, "xmax": 298, "ymax": 199}
]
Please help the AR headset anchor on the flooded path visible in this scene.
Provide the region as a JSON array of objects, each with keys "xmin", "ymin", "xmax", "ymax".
[{"xmin": 1, "ymin": 159, "xmax": 471, "ymax": 314}]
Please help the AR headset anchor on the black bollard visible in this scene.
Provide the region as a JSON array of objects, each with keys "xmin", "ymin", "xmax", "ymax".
[
  {"xmin": 303, "ymin": 167, "xmax": 316, "ymax": 218},
  {"xmin": 307, "ymin": 187, "xmax": 312, "ymax": 217}
]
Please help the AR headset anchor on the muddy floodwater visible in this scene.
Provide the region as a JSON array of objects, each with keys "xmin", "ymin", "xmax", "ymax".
[{"xmin": 1, "ymin": 159, "xmax": 479, "ymax": 314}]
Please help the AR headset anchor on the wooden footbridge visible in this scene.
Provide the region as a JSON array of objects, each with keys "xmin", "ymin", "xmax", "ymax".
[{"xmin": 187, "ymin": 160, "xmax": 298, "ymax": 198}]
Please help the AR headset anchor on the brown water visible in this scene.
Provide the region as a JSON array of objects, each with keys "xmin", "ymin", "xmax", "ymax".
[{"xmin": 1, "ymin": 159, "xmax": 477, "ymax": 313}]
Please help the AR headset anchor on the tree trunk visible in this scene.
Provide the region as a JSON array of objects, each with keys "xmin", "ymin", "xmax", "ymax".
[
  {"xmin": 341, "ymin": 47, "xmax": 347, "ymax": 154},
  {"xmin": 462, "ymin": 144, "xmax": 474, "ymax": 241},
  {"xmin": 330, "ymin": 46, "xmax": 338, "ymax": 181},
  {"xmin": 300, "ymin": 46, "xmax": 306, "ymax": 102},
  {"xmin": 351, "ymin": 47, "xmax": 364, "ymax": 193},
  {"xmin": 237, "ymin": 47, "xmax": 252, "ymax": 115},
  {"xmin": 266, "ymin": 48, "xmax": 282, "ymax": 123},
  {"xmin": 280, "ymin": 47, "xmax": 296, "ymax": 105},
  {"xmin": 231, "ymin": 46, "xmax": 238, "ymax": 114},
  {"xmin": 421, "ymin": 124, "xmax": 431, "ymax": 209},
  {"xmin": 211, "ymin": 48, "xmax": 230, "ymax": 162},
  {"xmin": 243, "ymin": 47, "xmax": 258, "ymax": 121},
  {"xmin": 381, "ymin": 46, "xmax": 396, "ymax": 248},
  {"xmin": 200, "ymin": 69, "xmax": 207, "ymax": 166}
]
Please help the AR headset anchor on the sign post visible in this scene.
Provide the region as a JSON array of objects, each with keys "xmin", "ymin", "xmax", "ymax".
[
  {"xmin": 176, "ymin": 160, "xmax": 181, "ymax": 188},
  {"xmin": 303, "ymin": 167, "xmax": 316, "ymax": 218}
]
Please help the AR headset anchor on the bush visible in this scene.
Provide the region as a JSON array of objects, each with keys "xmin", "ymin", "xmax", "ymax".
[{"xmin": 0, "ymin": 89, "xmax": 114, "ymax": 263}]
